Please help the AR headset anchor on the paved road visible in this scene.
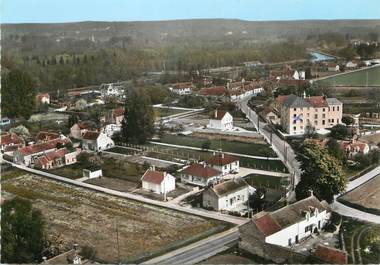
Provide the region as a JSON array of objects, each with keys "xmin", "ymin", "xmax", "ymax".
[
  {"xmin": 2, "ymin": 160, "xmax": 247, "ymax": 226},
  {"xmin": 142, "ymin": 227, "xmax": 239, "ymax": 264},
  {"xmin": 237, "ymin": 97, "xmax": 301, "ymax": 192},
  {"xmin": 330, "ymin": 165, "xmax": 380, "ymax": 224}
]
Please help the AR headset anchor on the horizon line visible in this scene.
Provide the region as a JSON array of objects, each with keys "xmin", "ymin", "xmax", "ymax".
[{"xmin": 3, "ymin": 17, "xmax": 380, "ymax": 25}]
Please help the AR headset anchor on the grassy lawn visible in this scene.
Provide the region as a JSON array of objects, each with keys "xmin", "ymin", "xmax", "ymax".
[
  {"xmin": 157, "ymin": 134, "xmax": 277, "ymax": 157},
  {"xmin": 244, "ymin": 174, "xmax": 289, "ymax": 189},
  {"xmin": 2, "ymin": 174, "xmax": 229, "ymax": 263},
  {"xmin": 341, "ymin": 217, "xmax": 380, "ymax": 264},
  {"xmin": 47, "ymin": 155, "xmax": 146, "ymax": 183},
  {"xmin": 153, "ymin": 107, "xmax": 189, "ymax": 118},
  {"xmin": 322, "ymin": 66, "xmax": 380, "ymax": 86}
]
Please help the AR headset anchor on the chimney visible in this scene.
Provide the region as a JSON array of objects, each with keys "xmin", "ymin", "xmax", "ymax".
[
  {"xmin": 221, "ymin": 153, "xmax": 224, "ymax": 159},
  {"xmin": 42, "ymin": 257, "xmax": 47, "ymax": 263},
  {"xmin": 73, "ymin": 243, "xmax": 79, "ymax": 250},
  {"xmin": 150, "ymin": 165, "xmax": 156, "ymax": 171},
  {"xmin": 309, "ymin": 189, "xmax": 314, "ymax": 197},
  {"xmin": 214, "ymin": 110, "xmax": 218, "ymax": 118},
  {"xmin": 203, "ymin": 163, "xmax": 207, "ymax": 168}
]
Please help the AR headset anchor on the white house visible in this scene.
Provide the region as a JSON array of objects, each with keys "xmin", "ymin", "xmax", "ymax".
[
  {"xmin": 169, "ymin": 82, "xmax": 193, "ymax": 95},
  {"xmin": 206, "ymin": 153, "xmax": 239, "ymax": 175},
  {"xmin": 102, "ymin": 124, "xmax": 121, "ymax": 138},
  {"xmin": 181, "ymin": 163, "xmax": 222, "ymax": 187},
  {"xmin": 141, "ymin": 169, "xmax": 176, "ymax": 195},
  {"xmin": 202, "ymin": 177, "xmax": 255, "ymax": 212},
  {"xmin": 346, "ymin": 61, "xmax": 358, "ymax": 69},
  {"xmin": 250, "ymin": 194, "xmax": 330, "ymax": 247},
  {"xmin": 293, "ymin": 70, "xmax": 305, "ymax": 80},
  {"xmin": 208, "ymin": 110, "xmax": 233, "ymax": 131},
  {"xmin": 83, "ymin": 168, "xmax": 102, "ymax": 179},
  {"xmin": 101, "ymin": 83, "xmax": 125, "ymax": 97},
  {"xmin": 82, "ymin": 131, "xmax": 114, "ymax": 152}
]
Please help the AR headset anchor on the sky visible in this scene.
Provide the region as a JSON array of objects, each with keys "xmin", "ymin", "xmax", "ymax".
[{"xmin": 1, "ymin": 0, "xmax": 380, "ymax": 24}]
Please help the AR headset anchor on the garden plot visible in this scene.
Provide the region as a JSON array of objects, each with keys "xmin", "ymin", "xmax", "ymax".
[
  {"xmin": 339, "ymin": 174, "xmax": 380, "ymax": 215},
  {"xmin": 1, "ymin": 173, "xmax": 227, "ymax": 263}
]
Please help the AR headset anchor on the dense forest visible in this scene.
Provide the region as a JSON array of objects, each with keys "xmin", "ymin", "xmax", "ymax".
[{"xmin": 2, "ymin": 19, "xmax": 380, "ymax": 94}]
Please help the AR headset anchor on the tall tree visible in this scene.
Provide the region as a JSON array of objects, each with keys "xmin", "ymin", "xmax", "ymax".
[
  {"xmin": 122, "ymin": 88, "xmax": 155, "ymax": 144},
  {"xmin": 1, "ymin": 198, "xmax": 46, "ymax": 263},
  {"xmin": 1, "ymin": 69, "xmax": 36, "ymax": 119},
  {"xmin": 295, "ymin": 142, "xmax": 346, "ymax": 202}
]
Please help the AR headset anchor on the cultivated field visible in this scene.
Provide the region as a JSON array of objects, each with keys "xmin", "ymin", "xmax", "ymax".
[
  {"xmin": 1, "ymin": 172, "xmax": 227, "ymax": 263},
  {"xmin": 323, "ymin": 66, "xmax": 380, "ymax": 86},
  {"xmin": 339, "ymin": 174, "xmax": 380, "ymax": 215}
]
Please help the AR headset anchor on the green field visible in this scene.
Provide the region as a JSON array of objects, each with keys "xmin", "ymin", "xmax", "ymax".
[
  {"xmin": 244, "ymin": 174, "xmax": 289, "ymax": 189},
  {"xmin": 157, "ymin": 134, "xmax": 277, "ymax": 157},
  {"xmin": 322, "ymin": 66, "xmax": 380, "ymax": 86}
]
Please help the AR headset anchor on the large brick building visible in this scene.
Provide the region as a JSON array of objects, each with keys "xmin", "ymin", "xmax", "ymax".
[{"xmin": 275, "ymin": 94, "xmax": 342, "ymax": 135}]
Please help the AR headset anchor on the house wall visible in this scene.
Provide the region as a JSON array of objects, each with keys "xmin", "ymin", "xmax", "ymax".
[
  {"xmin": 96, "ymin": 133, "xmax": 115, "ymax": 151},
  {"xmin": 65, "ymin": 152, "xmax": 77, "ymax": 165},
  {"xmin": 202, "ymin": 187, "xmax": 249, "ymax": 211},
  {"xmin": 283, "ymin": 102, "xmax": 342, "ymax": 135},
  {"xmin": 211, "ymin": 161, "xmax": 239, "ymax": 175},
  {"xmin": 83, "ymin": 169, "xmax": 102, "ymax": 179},
  {"xmin": 70, "ymin": 125, "xmax": 85, "ymax": 140},
  {"xmin": 265, "ymin": 210, "xmax": 330, "ymax": 247},
  {"xmin": 142, "ymin": 181, "xmax": 161, "ymax": 194}
]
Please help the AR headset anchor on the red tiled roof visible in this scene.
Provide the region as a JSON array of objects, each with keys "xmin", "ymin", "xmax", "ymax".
[
  {"xmin": 199, "ymin": 86, "xmax": 227, "ymax": 96},
  {"xmin": 183, "ymin": 163, "xmax": 221, "ymax": 179},
  {"xmin": 305, "ymin": 96, "xmax": 328, "ymax": 108},
  {"xmin": 17, "ymin": 138, "xmax": 70, "ymax": 156},
  {"xmin": 141, "ymin": 170, "xmax": 165, "ymax": 184},
  {"xmin": 253, "ymin": 213, "xmax": 282, "ymax": 237},
  {"xmin": 82, "ymin": 131, "xmax": 100, "ymax": 141},
  {"xmin": 314, "ymin": 245, "xmax": 348, "ymax": 264},
  {"xmin": 172, "ymin": 82, "xmax": 192, "ymax": 89},
  {"xmin": 211, "ymin": 110, "xmax": 228, "ymax": 120},
  {"xmin": 37, "ymin": 148, "xmax": 68, "ymax": 166},
  {"xmin": 36, "ymin": 131, "xmax": 60, "ymax": 142},
  {"xmin": 112, "ymin": 107, "xmax": 125, "ymax": 118},
  {"xmin": 207, "ymin": 153, "xmax": 239, "ymax": 166},
  {"xmin": 341, "ymin": 141, "xmax": 368, "ymax": 153},
  {"xmin": 1, "ymin": 133, "xmax": 23, "ymax": 147}
]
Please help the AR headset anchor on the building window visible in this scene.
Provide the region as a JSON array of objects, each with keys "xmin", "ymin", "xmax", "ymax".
[
  {"xmin": 293, "ymin": 126, "xmax": 296, "ymax": 131},
  {"xmin": 307, "ymin": 113, "xmax": 310, "ymax": 117},
  {"xmin": 314, "ymin": 120, "xmax": 318, "ymax": 125},
  {"xmin": 293, "ymin": 114, "xmax": 297, "ymax": 118},
  {"xmin": 333, "ymin": 106, "xmax": 335, "ymax": 111},
  {"xmin": 337, "ymin": 106, "xmax": 340, "ymax": 111},
  {"xmin": 323, "ymin": 108, "xmax": 325, "ymax": 112},
  {"xmin": 331, "ymin": 118, "xmax": 334, "ymax": 123},
  {"xmin": 288, "ymin": 238, "xmax": 292, "ymax": 246},
  {"xmin": 294, "ymin": 108, "xmax": 297, "ymax": 111},
  {"xmin": 314, "ymin": 114, "xmax": 318, "ymax": 119},
  {"xmin": 293, "ymin": 120, "xmax": 296, "ymax": 124},
  {"xmin": 322, "ymin": 120, "xmax": 325, "ymax": 125},
  {"xmin": 322, "ymin": 114, "xmax": 326, "ymax": 118}
]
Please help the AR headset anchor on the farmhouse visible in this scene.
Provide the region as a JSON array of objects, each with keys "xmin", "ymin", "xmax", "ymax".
[
  {"xmin": 208, "ymin": 110, "xmax": 234, "ymax": 131},
  {"xmin": 82, "ymin": 131, "xmax": 114, "ymax": 152},
  {"xmin": 181, "ymin": 163, "xmax": 222, "ymax": 187},
  {"xmin": 141, "ymin": 169, "xmax": 176, "ymax": 195},
  {"xmin": 275, "ymin": 94, "xmax": 343, "ymax": 135},
  {"xmin": 206, "ymin": 153, "xmax": 239, "ymax": 175},
  {"xmin": 13, "ymin": 138, "xmax": 71, "ymax": 167},
  {"xmin": 169, "ymin": 82, "xmax": 193, "ymax": 95},
  {"xmin": 239, "ymin": 194, "xmax": 331, "ymax": 263},
  {"xmin": 202, "ymin": 177, "xmax": 254, "ymax": 212}
]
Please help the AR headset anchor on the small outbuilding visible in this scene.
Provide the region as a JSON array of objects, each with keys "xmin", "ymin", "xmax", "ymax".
[{"xmin": 141, "ymin": 169, "xmax": 176, "ymax": 194}]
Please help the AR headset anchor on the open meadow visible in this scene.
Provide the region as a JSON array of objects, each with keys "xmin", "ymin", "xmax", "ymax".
[{"xmin": 1, "ymin": 170, "xmax": 227, "ymax": 263}]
